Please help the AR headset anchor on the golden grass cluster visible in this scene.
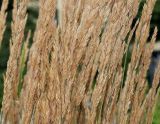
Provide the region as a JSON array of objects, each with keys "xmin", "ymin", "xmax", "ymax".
[
  {"xmin": 0, "ymin": 0, "xmax": 160, "ymax": 124},
  {"xmin": 0, "ymin": 0, "xmax": 8, "ymax": 47}
]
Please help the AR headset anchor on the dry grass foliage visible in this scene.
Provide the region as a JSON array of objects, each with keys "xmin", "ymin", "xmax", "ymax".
[
  {"xmin": 0, "ymin": 0, "xmax": 8, "ymax": 47},
  {"xmin": 0, "ymin": 0, "xmax": 160, "ymax": 124}
]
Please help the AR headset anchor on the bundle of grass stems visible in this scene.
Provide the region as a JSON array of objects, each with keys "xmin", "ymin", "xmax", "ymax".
[{"xmin": 0, "ymin": 0, "xmax": 160, "ymax": 124}]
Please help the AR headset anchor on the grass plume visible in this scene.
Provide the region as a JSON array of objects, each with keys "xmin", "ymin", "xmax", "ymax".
[{"xmin": 0, "ymin": 0, "xmax": 160, "ymax": 124}]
